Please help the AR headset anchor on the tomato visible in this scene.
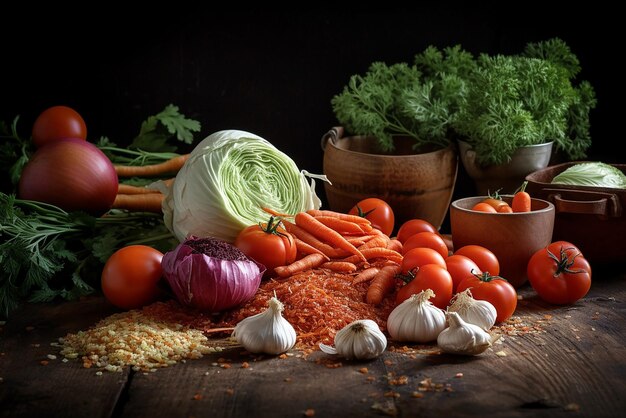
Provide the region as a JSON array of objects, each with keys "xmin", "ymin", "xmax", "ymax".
[
  {"xmin": 481, "ymin": 197, "xmax": 509, "ymax": 211},
  {"xmin": 396, "ymin": 218, "xmax": 437, "ymax": 243},
  {"xmin": 235, "ymin": 217, "xmax": 297, "ymax": 277},
  {"xmin": 101, "ymin": 245, "xmax": 164, "ymax": 310},
  {"xmin": 348, "ymin": 197, "xmax": 395, "ymax": 236},
  {"xmin": 445, "ymin": 254, "xmax": 481, "ymax": 292},
  {"xmin": 401, "ymin": 247, "xmax": 447, "ymax": 274},
  {"xmin": 527, "ymin": 241, "xmax": 591, "ymax": 305},
  {"xmin": 402, "ymin": 231, "xmax": 449, "ymax": 258},
  {"xmin": 32, "ymin": 105, "xmax": 87, "ymax": 148},
  {"xmin": 457, "ymin": 272, "xmax": 517, "ymax": 323},
  {"xmin": 497, "ymin": 205, "xmax": 513, "ymax": 213},
  {"xmin": 471, "ymin": 202, "xmax": 497, "ymax": 213},
  {"xmin": 454, "ymin": 245, "xmax": 500, "ymax": 276},
  {"xmin": 396, "ymin": 264, "xmax": 453, "ymax": 309}
]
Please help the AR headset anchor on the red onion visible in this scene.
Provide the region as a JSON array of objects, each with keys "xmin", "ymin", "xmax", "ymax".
[
  {"xmin": 18, "ymin": 138, "xmax": 118, "ymax": 215},
  {"xmin": 162, "ymin": 236, "xmax": 264, "ymax": 312}
]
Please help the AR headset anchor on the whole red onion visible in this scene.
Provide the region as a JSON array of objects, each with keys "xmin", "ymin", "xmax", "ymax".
[
  {"xmin": 162, "ymin": 236, "xmax": 264, "ymax": 312},
  {"xmin": 18, "ymin": 138, "xmax": 118, "ymax": 215}
]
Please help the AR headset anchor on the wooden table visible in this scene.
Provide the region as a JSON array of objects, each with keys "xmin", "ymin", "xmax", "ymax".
[{"xmin": 1, "ymin": 266, "xmax": 625, "ymax": 418}]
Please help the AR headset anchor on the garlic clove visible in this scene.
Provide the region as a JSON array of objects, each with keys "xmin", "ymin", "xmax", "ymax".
[
  {"xmin": 437, "ymin": 312, "xmax": 493, "ymax": 356},
  {"xmin": 319, "ymin": 343, "xmax": 337, "ymax": 355}
]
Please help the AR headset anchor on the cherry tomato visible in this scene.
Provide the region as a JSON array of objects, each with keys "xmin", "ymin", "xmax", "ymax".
[
  {"xmin": 396, "ymin": 218, "xmax": 437, "ymax": 243},
  {"xmin": 445, "ymin": 254, "xmax": 481, "ymax": 292},
  {"xmin": 471, "ymin": 202, "xmax": 498, "ymax": 213},
  {"xmin": 497, "ymin": 205, "xmax": 513, "ymax": 213},
  {"xmin": 396, "ymin": 264, "xmax": 453, "ymax": 309},
  {"xmin": 527, "ymin": 241, "xmax": 591, "ymax": 305},
  {"xmin": 457, "ymin": 272, "xmax": 517, "ymax": 323},
  {"xmin": 481, "ymin": 197, "xmax": 509, "ymax": 211},
  {"xmin": 402, "ymin": 231, "xmax": 449, "ymax": 259},
  {"xmin": 32, "ymin": 105, "xmax": 87, "ymax": 148},
  {"xmin": 454, "ymin": 245, "xmax": 500, "ymax": 276},
  {"xmin": 348, "ymin": 197, "xmax": 395, "ymax": 236},
  {"xmin": 101, "ymin": 245, "xmax": 164, "ymax": 310},
  {"xmin": 235, "ymin": 216, "xmax": 297, "ymax": 277},
  {"xmin": 401, "ymin": 247, "xmax": 447, "ymax": 274}
]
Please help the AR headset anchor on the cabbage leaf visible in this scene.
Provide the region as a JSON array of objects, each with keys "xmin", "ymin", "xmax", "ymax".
[
  {"xmin": 551, "ymin": 162, "xmax": 626, "ymax": 188},
  {"xmin": 160, "ymin": 130, "xmax": 328, "ymax": 243}
]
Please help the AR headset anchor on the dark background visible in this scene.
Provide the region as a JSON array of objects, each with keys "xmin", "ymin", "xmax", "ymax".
[{"xmin": 1, "ymin": 7, "xmax": 618, "ymax": 231}]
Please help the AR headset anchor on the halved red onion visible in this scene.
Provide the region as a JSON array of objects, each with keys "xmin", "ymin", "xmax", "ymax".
[{"xmin": 162, "ymin": 236, "xmax": 264, "ymax": 312}]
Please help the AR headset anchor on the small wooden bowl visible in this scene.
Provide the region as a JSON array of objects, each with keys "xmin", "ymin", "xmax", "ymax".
[{"xmin": 450, "ymin": 196, "xmax": 555, "ymax": 287}]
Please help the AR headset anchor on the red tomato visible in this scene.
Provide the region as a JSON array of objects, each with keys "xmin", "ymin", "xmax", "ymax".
[
  {"xmin": 481, "ymin": 197, "xmax": 508, "ymax": 211},
  {"xmin": 401, "ymin": 247, "xmax": 447, "ymax": 274},
  {"xmin": 402, "ymin": 231, "xmax": 449, "ymax": 258},
  {"xmin": 472, "ymin": 202, "xmax": 498, "ymax": 212},
  {"xmin": 396, "ymin": 218, "xmax": 437, "ymax": 243},
  {"xmin": 348, "ymin": 197, "xmax": 395, "ymax": 236},
  {"xmin": 32, "ymin": 105, "xmax": 87, "ymax": 148},
  {"xmin": 527, "ymin": 241, "xmax": 591, "ymax": 305},
  {"xmin": 457, "ymin": 272, "xmax": 517, "ymax": 323},
  {"xmin": 454, "ymin": 245, "xmax": 500, "ymax": 276},
  {"xmin": 396, "ymin": 264, "xmax": 453, "ymax": 309},
  {"xmin": 445, "ymin": 254, "xmax": 481, "ymax": 292},
  {"xmin": 101, "ymin": 245, "xmax": 164, "ymax": 310},
  {"xmin": 235, "ymin": 217, "xmax": 297, "ymax": 277}
]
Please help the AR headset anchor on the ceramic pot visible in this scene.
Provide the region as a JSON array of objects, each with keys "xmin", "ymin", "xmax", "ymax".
[
  {"xmin": 458, "ymin": 140, "xmax": 553, "ymax": 195},
  {"xmin": 450, "ymin": 196, "xmax": 555, "ymax": 288},
  {"xmin": 321, "ymin": 127, "xmax": 458, "ymax": 231}
]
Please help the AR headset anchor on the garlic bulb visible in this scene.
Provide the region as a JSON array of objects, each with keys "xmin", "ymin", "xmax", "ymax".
[
  {"xmin": 447, "ymin": 288, "xmax": 497, "ymax": 331},
  {"xmin": 387, "ymin": 289, "xmax": 446, "ymax": 343},
  {"xmin": 437, "ymin": 312, "xmax": 493, "ymax": 355},
  {"xmin": 319, "ymin": 319, "xmax": 387, "ymax": 360},
  {"xmin": 232, "ymin": 296, "xmax": 296, "ymax": 355}
]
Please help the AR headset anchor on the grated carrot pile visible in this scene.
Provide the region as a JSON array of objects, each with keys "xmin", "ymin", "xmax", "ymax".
[{"xmin": 217, "ymin": 268, "xmax": 397, "ymax": 348}]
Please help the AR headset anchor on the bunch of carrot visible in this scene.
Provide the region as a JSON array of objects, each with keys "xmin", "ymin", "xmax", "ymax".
[
  {"xmin": 264, "ymin": 208, "xmax": 404, "ymax": 306},
  {"xmin": 111, "ymin": 154, "xmax": 189, "ymax": 213}
]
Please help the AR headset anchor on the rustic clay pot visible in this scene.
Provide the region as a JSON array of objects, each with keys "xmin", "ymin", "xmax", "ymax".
[
  {"xmin": 458, "ymin": 140, "xmax": 553, "ymax": 195},
  {"xmin": 321, "ymin": 127, "xmax": 458, "ymax": 231},
  {"xmin": 450, "ymin": 196, "xmax": 555, "ymax": 288}
]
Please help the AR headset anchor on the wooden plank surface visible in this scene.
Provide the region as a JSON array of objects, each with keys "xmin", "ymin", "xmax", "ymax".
[{"xmin": 1, "ymin": 269, "xmax": 625, "ymax": 418}]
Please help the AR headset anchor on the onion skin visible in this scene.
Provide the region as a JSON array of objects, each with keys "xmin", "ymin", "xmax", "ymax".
[
  {"xmin": 162, "ymin": 237, "xmax": 264, "ymax": 312},
  {"xmin": 18, "ymin": 138, "xmax": 118, "ymax": 215}
]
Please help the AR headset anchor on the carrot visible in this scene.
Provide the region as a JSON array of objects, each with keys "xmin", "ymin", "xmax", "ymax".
[
  {"xmin": 295, "ymin": 212, "xmax": 366, "ymax": 262},
  {"xmin": 112, "ymin": 193, "xmax": 164, "ymax": 213},
  {"xmin": 262, "ymin": 207, "xmax": 294, "ymax": 218},
  {"xmin": 321, "ymin": 261, "xmax": 358, "ymax": 273},
  {"xmin": 358, "ymin": 235, "xmax": 390, "ymax": 251},
  {"xmin": 282, "ymin": 219, "xmax": 345, "ymax": 258},
  {"xmin": 117, "ymin": 184, "xmax": 159, "ymax": 195},
  {"xmin": 115, "ymin": 154, "xmax": 190, "ymax": 177},
  {"xmin": 341, "ymin": 247, "xmax": 403, "ymax": 264},
  {"xmin": 314, "ymin": 216, "xmax": 370, "ymax": 235},
  {"xmin": 306, "ymin": 209, "xmax": 371, "ymax": 225},
  {"xmin": 294, "ymin": 238, "xmax": 329, "ymax": 259},
  {"xmin": 512, "ymin": 181, "xmax": 531, "ymax": 212},
  {"xmin": 352, "ymin": 267, "xmax": 380, "ymax": 285},
  {"xmin": 274, "ymin": 253, "xmax": 327, "ymax": 278},
  {"xmin": 386, "ymin": 238, "xmax": 403, "ymax": 253},
  {"xmin": 366, "ymin": 264, "xmax": 401, "ymax": 305}
]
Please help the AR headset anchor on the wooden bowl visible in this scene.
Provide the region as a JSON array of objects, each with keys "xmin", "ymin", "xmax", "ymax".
[
  {"xmin": 322, "ymin": 127, "xmax": 458, "ymax": 231},
  {"xmin": 450, "ymin": 196, "xmax": 555, "ymax": 287}
]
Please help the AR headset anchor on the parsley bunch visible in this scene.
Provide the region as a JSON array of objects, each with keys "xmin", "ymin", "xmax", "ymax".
[
  {"xmin": 331, "ymin": 46, "xmax": 475, "ymax": 152},
  {"xmin": 454, "ymin": 38, "xmax": 596, "ymax": 166}
]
